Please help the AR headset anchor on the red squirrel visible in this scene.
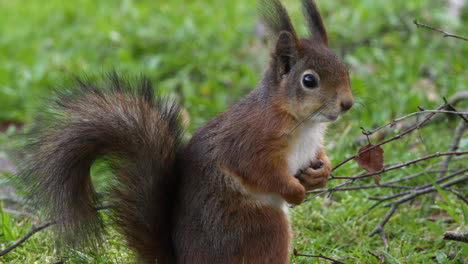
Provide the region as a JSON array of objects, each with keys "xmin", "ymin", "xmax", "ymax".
[{"xmin": 18, "ymin": 0, "xmax": 353, "ymax": 263}]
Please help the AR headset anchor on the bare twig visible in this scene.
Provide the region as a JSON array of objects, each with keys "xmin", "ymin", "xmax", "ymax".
[
  {"xmin": 0, "ymin": 205, "xmax": 113, "ymax": 257},
  {"xmin": 368, "ymin": 251, "xmax": 385, "ymax": 264},
  {"xmin": 449, "ymin": 188, "xmax": 468, "ymax": 192},
  {"xmin": 306, "ymin": 183, "xmax": 414, "ymax": 194},
  {"xmin": 450, "ymin": 190, "xmax": 468, "ymax": 205},
  {"xmin": 0, "ymin": 220, "xmax": 56, "ymax": 256},
  {"xmin": 361, "ymin": 110, "xmax": 468, "ymax": 137},
  {"xmin": 384, "ymin": 167, "xmax": 461, "ymax": 185},
  {"xmin": 302, "ymin": 95, "xmax": 467, "ymax": 255},
  {"xmin": 373, "ymin": 157, "xmax": 467, "ymax": 186},
  {"xmin": 333, "ymin": 103, "xmax": 448, "ymax": 171},
  {"xmin": 367, "ymin": 169, "xmax": 467, "ymax": 210},
  {"xmin": 302, "ymin": 179, "xmax": 355, "ymax": 203},
  {"xmin": 417, "ymin": 168, "xmax": 468, "ymax": 190},
  {"xmin": 307, "ymin": 168, "xmax": 461, "ymax": 195},
  {"xmin": 306, "ymin": 166, "xmax": 465, "ymax": 203},
  {"xmin": 368, "ymin": 206, "xmax": 397, "ymax": 252},
  {"xmin": 438, "ymin": 119, "xmax": 467, "ymax": 178},
  {"xmin": 384, "ymin": 176, "xmax": 468, "ymax": 207},
  {"xmin": 414, "ymin": 20, "xmax": 468, "ymax": 41},
  {"xmin": 354, "ymin": 92, "xmax": 468, "ymax": 145},
  {"xmin": 293, "ymin": 248, "xmax": 346, "ymax": 264},
  {"xmin": 443, "ymin": 231, "xmax": 468, "ymax": 243},
  {"xmin": 381, "ymin": 155, "xmax": 467, "ymax": 186},
  {"xmin": 368, "ymin": 192, "xmax": 410, "ymax": 210},
  {"xmin": 332, "ymin": 151, "xmax": 468, "ymax": 180}
]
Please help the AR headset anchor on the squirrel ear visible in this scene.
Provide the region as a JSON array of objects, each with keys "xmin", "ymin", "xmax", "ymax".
[
  {"xmin": 302, "ymin": 0, "xmax": 328, "ymax": 45},
  {"xmin": 274, "ymin": 31, "xmax": 298, "ymax": 77},
  {"xmin": 259, "ymin": 0, "xmax": 300, "ymax": 46},
  {"xmin": 259, "ymin": 0, "xmax": 300, "ymax": 77}
]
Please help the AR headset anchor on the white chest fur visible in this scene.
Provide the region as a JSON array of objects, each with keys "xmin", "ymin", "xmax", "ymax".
[
  {"xmin": 286, "ymin": 121, "xmax": 324, "ymax": 175},
  {"xmin": 225, "ymin": 121, "xmax": 324, "ymax": 213}
]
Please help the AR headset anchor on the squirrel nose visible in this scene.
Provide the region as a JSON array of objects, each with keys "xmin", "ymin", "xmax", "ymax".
[{"xmin": 340, "ymin": 100, "xmax": 353, "ymax": 112}]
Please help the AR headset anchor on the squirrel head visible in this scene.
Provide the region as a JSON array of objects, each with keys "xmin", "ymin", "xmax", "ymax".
[{"xmin": 260, "ymin": 0, "xmax": 354, "ymax": 123}]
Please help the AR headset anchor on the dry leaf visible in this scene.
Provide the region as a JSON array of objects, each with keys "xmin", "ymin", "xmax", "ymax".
[{"xmin": 354, "ymin": 144, "xmax": 384, "ymax": 184}]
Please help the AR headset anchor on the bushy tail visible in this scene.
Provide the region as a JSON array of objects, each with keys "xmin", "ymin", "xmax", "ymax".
[{"xmin": 19, "ymin": 73, "xmax": 182, "ymax": 263}]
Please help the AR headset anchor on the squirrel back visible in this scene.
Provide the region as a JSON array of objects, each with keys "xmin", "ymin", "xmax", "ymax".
[{"xmin": 19, "ymin": 73, "xmax": 182, "ymax": 263}]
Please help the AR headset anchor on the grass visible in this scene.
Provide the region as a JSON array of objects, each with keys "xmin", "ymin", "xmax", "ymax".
[{"xmin": 1, "ymin": 0, "xmax": 467, "ymax": 263}]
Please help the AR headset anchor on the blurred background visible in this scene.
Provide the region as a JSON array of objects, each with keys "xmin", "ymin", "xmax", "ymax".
[
  {"xmin": 0, "ymin": 0, "xmax": 467, "ymax": 263},
  {"xmin": 0, "ymin": 0, "xmax": 466, "ymax": 129}
]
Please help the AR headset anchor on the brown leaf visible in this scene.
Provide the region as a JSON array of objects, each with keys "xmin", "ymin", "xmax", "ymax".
[{"xmin": 354, "ymin": 144, "xmax": 384, "ymax": 185}]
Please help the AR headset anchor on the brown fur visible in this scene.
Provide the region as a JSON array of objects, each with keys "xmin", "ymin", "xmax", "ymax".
[
  {"xmin": 296, "ymin": 148, "xmax": 331, "ymax": 190},
  {"xmin": 172, "ymin": 1, "xmax": 353, "ymax": 261},
  {"xmin": 17, "ymin": 1, "xmax": 353, "ymax": 263}
]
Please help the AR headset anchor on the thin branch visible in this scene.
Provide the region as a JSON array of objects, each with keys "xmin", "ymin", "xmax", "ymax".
[
  {"xmin": 0, "ymin": 220, "xmax": 56, "ymax": 256},
  {"xmin": 367, "ymin": 169, "xmax": 467, "ymax": 210},
  {"xmin": 417, "ymin": 168, "xmax": 468, "ymax": 190},
  {"xmin": 293, "ymin": 248, "xmax": 346, "ymax": 264},
  {"xmin": 301, "ymin": 179, "xmax": 355, "ymax": 203},
  {"xmin": 368, "ymin": 206, "xmax": 397, "ymax": 252},
  {"xmin": 450, "ymin": 190, "xmax": 468, "ymax": 205},
  {"xmin": 384, "ymin": 176, "xmax": 468, "ymax": 207},
  {"xmin": 361, "ymin": 110, "xmax": 468, "ymax": 137},
  {"xmin": 0, "ymin": 204, "xmax": 113, "ymax": 257},
  {"xmin": 368, "ymin": 251, "xmax": 385, "ymax": 264},
  {"xmin": 384, "ymin": 168, "xmax": 459, "ymax": 185},
  {"xmin": 333, "ymin": 103, "xmax": 448, "ymax": 171},
  {"xmin": 379, "ymin": 156, "xmax": 467, "ymax": 185},
  {"xmin": 369, "ymin": 206, "xmax": 397, "ymax": 237},
  {"xmin": 312, "ymin": 97, "xmax": 468, "ymax": 252},
  {"xmin": 368, "ymin": 191, "xmax": 409, "ymax": 210},
  {"xmin": 443, "ymin": 231, "xmax": 468, "ymax": 243},
  {"xmin": 414, "ymin": 20, "xmax": 468, "ymax": 41},
  {"xmin": 354, "ymin": 92, "xmax": 468, "ymax": 145},
  {"xmin": 353, "ymin": 91, "xmax": 468, "ymax": 145},
  {"xmin": 306, "ymin": 183, "xmax": 414, "ymax": 194},
  {"xmin": 332, "ymin": 151, "xmax": 468, "ymax": 180},
  {"xmin": 438, "ymin": 118, "xmax": 467, "ymax": 178},
  {"xmin": 307, "ymin": 168, "xmax": 462, "ymax": 195},
  {"xmin": 448, "ymin": 188, "xmax": 468, "ymax": 192},
  {"xmin": 306, "ymin": 167, "xmax": 465, "ymax": 201}
]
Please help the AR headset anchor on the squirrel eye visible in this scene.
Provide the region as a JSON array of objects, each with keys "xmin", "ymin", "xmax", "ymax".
[{"xmin": 302, "ymin": 74, "xmax": 319, "ymax": 89}]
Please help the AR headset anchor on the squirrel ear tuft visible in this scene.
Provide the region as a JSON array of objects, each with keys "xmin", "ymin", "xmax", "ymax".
[
  {"xmin": 274, "ymin": 31, "xmax": 298, "ymax": 77},
  {"xmin": 259, "ymin": 0, "xmax": 300, "ymax": 45},
  {"xmin": 302, "ymin": 0, "xmax": 328, "ymax": 45}
]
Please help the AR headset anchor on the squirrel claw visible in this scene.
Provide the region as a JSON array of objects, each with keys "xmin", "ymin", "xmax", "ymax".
[
  {"xmin": 295, "ymin": 160, "xmax": 330, "ymax": 191},
  {"xmin": 310, "ymin": 159, "xmax": 324, "ymax": 170}
]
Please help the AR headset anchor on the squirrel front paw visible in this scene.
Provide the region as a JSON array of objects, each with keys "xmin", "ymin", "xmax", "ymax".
[
  {"xmin": 295, "ymin": 159, "xmax": 331, "ymax": 191},
  {"xmin": 282, "ymin": 181, "xmax": 306, "ymax": 205}
]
